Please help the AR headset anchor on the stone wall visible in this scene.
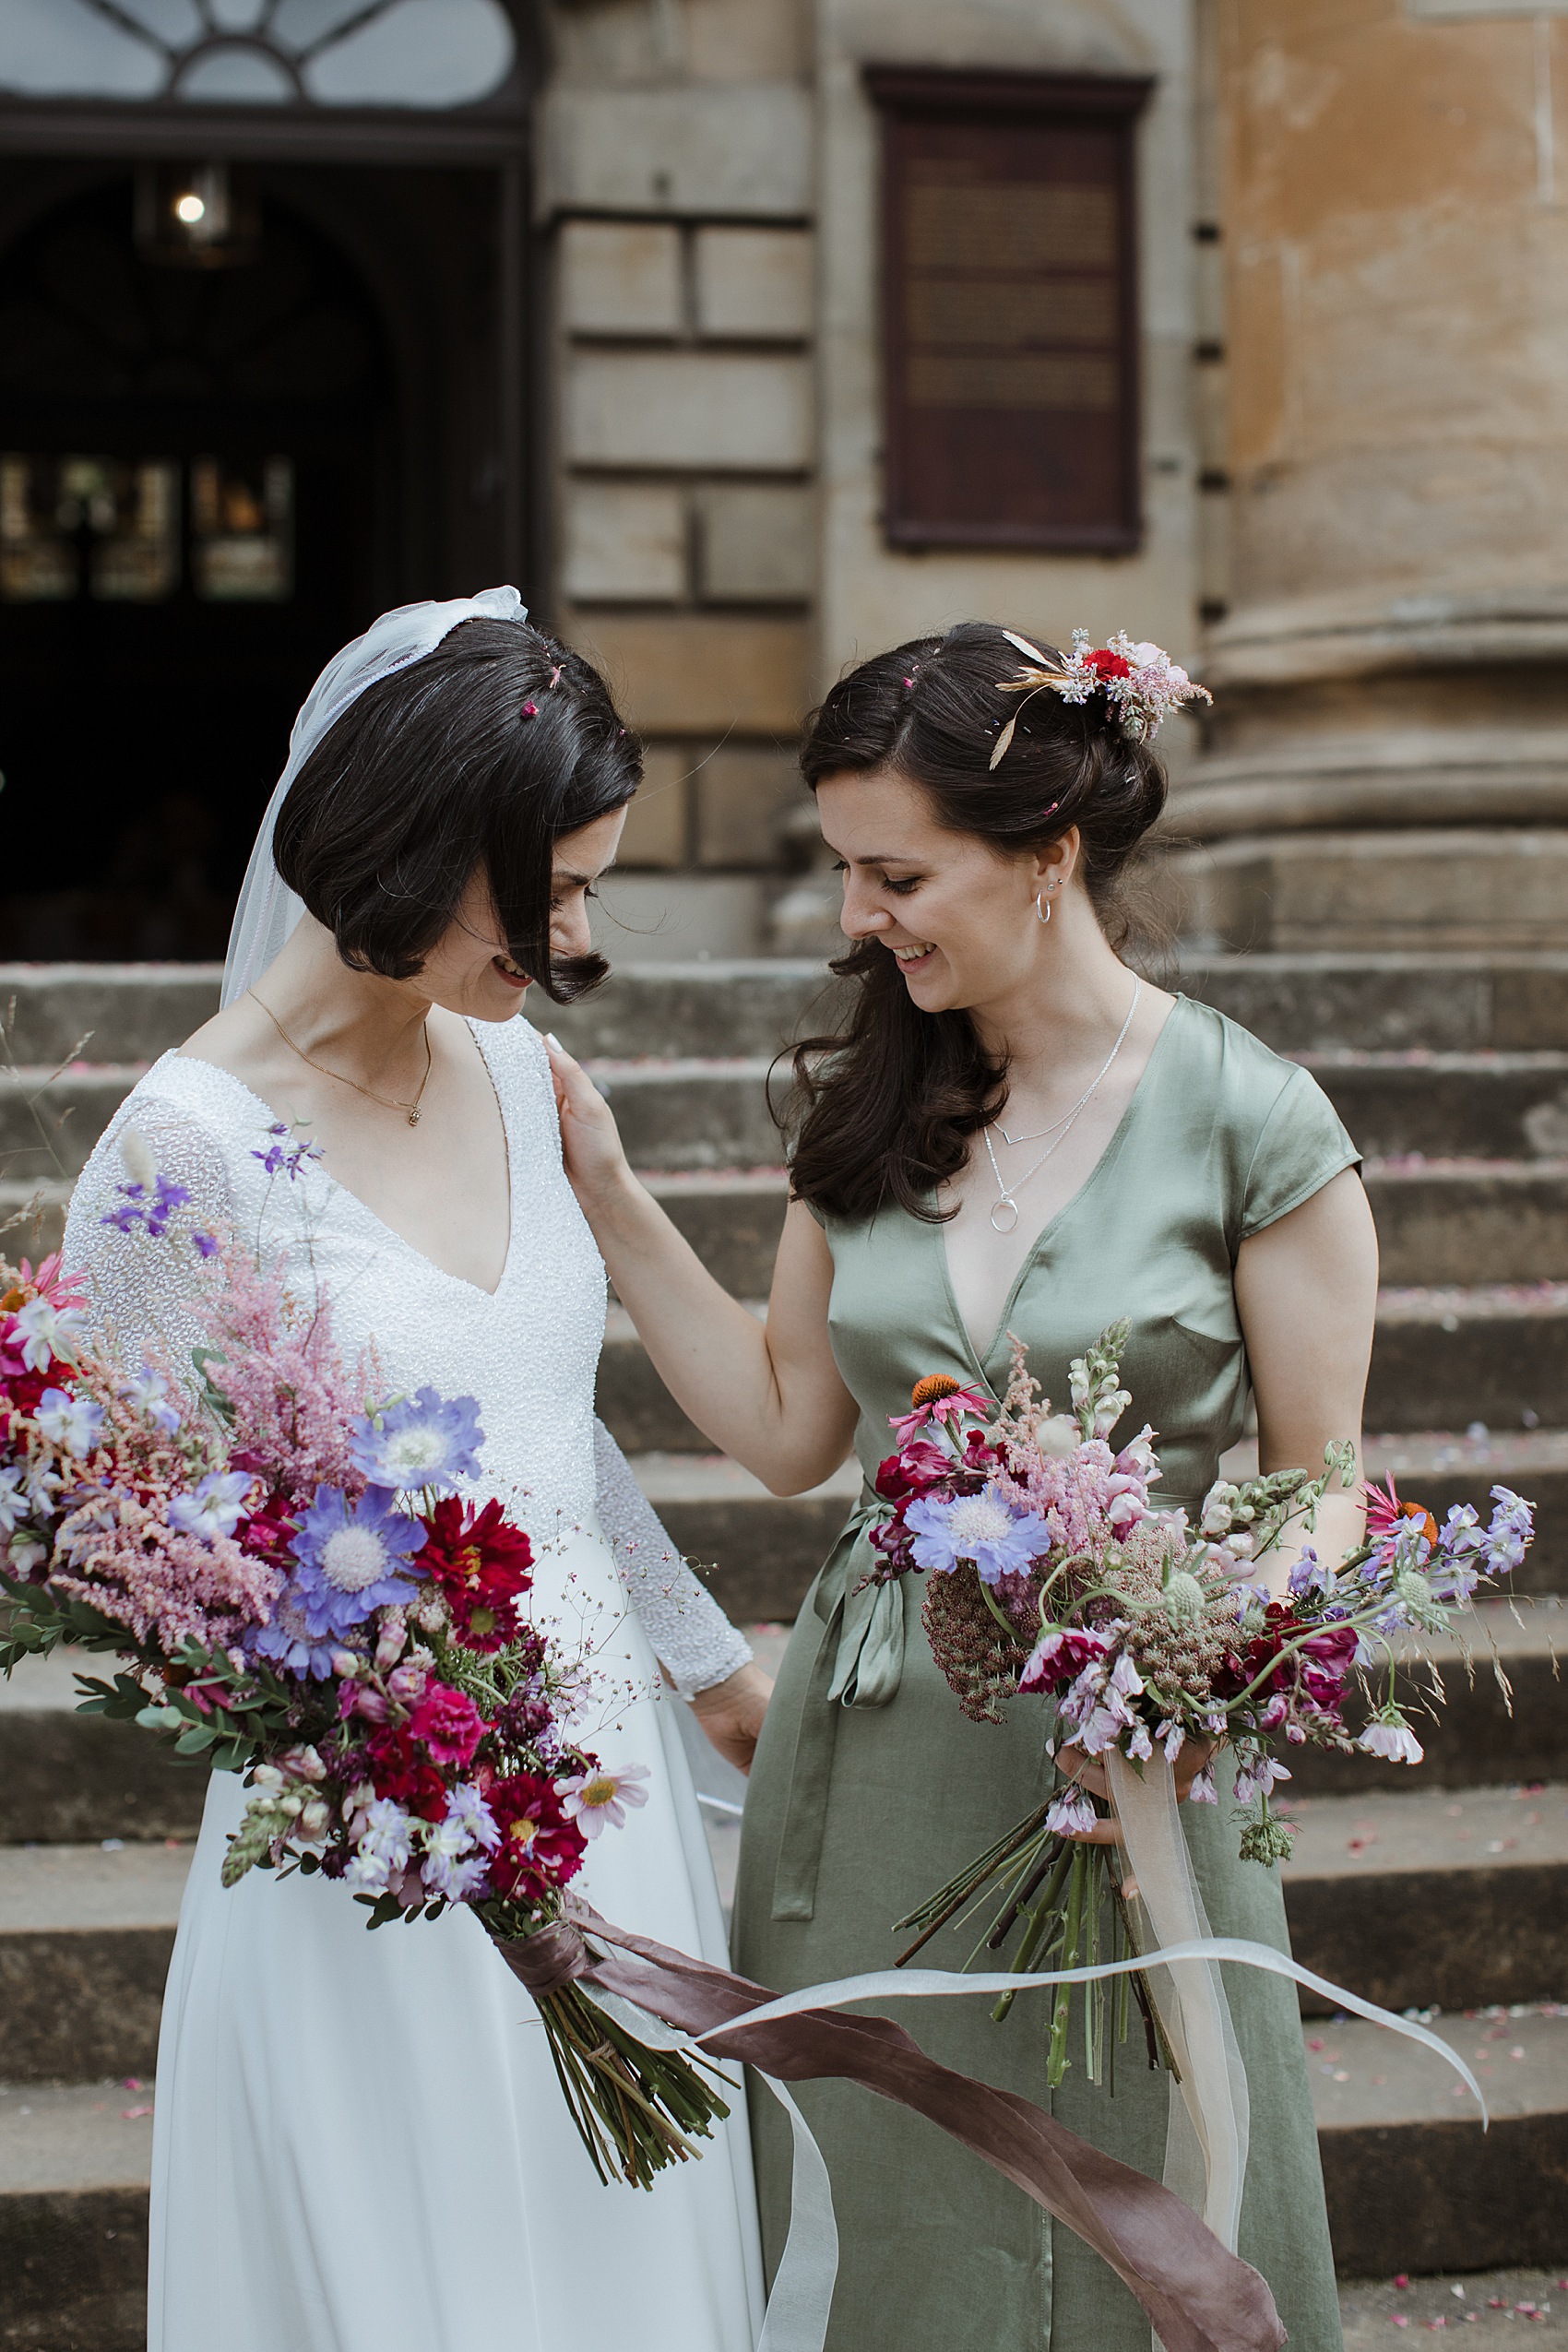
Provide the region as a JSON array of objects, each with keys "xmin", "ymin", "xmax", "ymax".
[
  {"xmin": 536, "ymin": 0, "xmax": 1209, "ymax": 955},
  {"xmin": 538, "ymin": 0, "xmax": 817, "ymax": 953},
  {"xmin": 1167, "ymin": 0, "xmax": 1568, "ymax": 949}
]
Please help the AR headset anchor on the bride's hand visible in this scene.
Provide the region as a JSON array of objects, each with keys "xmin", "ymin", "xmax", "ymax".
[
  {"xmin": 543, "ymin": 1033, "xmax": 633, "ymax": 1206},
  {"xmin": 1051, "ymin": 1734, "xmax": 1219, "ymax": 1846},
  {"xmin": 689, "ymin": 1662, "xmax": 774, "ymax": 1776}
]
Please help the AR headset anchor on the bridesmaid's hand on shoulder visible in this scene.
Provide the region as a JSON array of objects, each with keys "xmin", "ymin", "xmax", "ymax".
[
  {"xmin": 690, "ymin": 1661, "xmax": 775, "ymax": 1776},
  {"xmin": 543, "ymin": 1033, "xmax": 636, "ymax": 1210}
]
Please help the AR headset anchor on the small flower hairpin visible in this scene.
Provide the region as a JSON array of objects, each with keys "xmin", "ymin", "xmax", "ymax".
[{"xmin": 989, "ymin": 627, "xmax": 1212, "ymax": 769}]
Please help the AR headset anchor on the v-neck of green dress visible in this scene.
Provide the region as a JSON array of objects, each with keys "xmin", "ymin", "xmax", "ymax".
[{"xmin": 934, "ymin": 992, "xmax": 1187, "ymax": 1389}]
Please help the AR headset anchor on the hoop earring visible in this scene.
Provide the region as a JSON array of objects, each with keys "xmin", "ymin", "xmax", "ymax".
[{"xmin": 1035, "ymin": 892, "xmax": 1051, "ymax": 926}]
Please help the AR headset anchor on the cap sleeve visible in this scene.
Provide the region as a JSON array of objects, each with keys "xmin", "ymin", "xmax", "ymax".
[{"xmin": 1239, "ymin": 1063, "xmax": 1360, "ymax": 1241}]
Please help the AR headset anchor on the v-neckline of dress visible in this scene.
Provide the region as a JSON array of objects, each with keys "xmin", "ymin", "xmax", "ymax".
[
  {"xmin": 934, "ymin": 992, "xmax": 1187, "ymax": 1390},
  {"xmin": 166, "ymin": 1021, "xmax": 518, "ymax": 1301}
]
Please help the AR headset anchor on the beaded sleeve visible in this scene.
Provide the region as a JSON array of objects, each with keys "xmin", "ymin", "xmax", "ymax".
[
  {"xmin": 61, "ymin": 1094, "xmax": 235, "ymax": 1380},
  {"xmin": 591, "ymin": 1418, "xmax": 753, "ymax": 1699}
]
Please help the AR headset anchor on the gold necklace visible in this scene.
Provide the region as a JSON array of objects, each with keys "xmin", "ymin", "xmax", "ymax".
[{"xmin": 249, "ymin": 992, "xmax": 433, "ymax": 1127}]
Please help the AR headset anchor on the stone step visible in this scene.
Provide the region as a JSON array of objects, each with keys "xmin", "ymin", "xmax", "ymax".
[
  {"xmin": 0, "ymin": 951, "xmax": 1564, "ymax": 1079},
  {"xmin": 1339, "ymin": 2270, "xmax": 1568, "ymax": 2345},
  {"xmin": 0, "ymin": 1649, "xmax": 208, "ymax": 1847},
  {"xmin": 8, "ymin": 1039, "xmax": 1568, "ymax": 1203},
  {"xmin": 1314, "ymin": 2003, "xmax": 1568, "ymax": 2277},
  {"xmin": 546, "ymin": 953, "xmax": 1568, "ymax": 1061},
  {"xmin": 653, "ymin": 1159, "xmax": 1568, "ymax": 1296},
  {"xmin": 600, "ymin": 1286, "xmax": 1568, "ymax": 1452},
  {"xmin": 590, "ymin": 1050, "xmax": 1568, "ymax": 1170},
  {"xmin": 1286, "ymin": 1595, "xmax": 1567, "ymax": 1796},
  {"xmin": 1281, "ymin": 1782, "xmax": 1568, "ymax": 2016},
  {"xmin": 0, "ymin": 1845, "xmax": 186, "ymax": 2080},
  {"xmin": 1180, "ymin": 952, "xmax": 1568, "ymax": 1057},
  {"xmin": 645, "ymin": 1161, "xmax": 1568, "ymax": 1300},
  {"xmin": 22, "ymin": 1143, "xmax": 1553, "ymax": 1302},
  {"xmin": 636, "ymin": 1449, "xmax": 863, "ymax": 1622},
  {"xmin": 0, "ymin": 2017, "xmax": 1559, "ymax": 2336},
  {"xmin": 1367, "ymin": 1283, "xmax": 1568, "ymax": 1432},
  {"xmin": 0, "ymin": 2080, "xmax": 153, "ymax": 2352},
  {"xmin": 1307, "ymin": 1051, "xmax": 1568, "ymax": 1162},
  {"xmin": 0, "ymin": 1065, "xmax": 149, "ymax": 1182},
  {"xmin": 1367, "ymin": 1160, "xmax": 1568, "ymax": 1285},
  {"xmin": 0, "ymin": 1176, "xmax": 70, "ymax": 1258},
  {"xmin": 0, "ymin": 965, "xmax": 220, "ymax": 1068}
]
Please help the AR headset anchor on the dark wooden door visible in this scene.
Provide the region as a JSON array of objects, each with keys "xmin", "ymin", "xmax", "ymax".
[{"xmin": 0, "ymin": 176, "xmax": 393, "ymax": 957}]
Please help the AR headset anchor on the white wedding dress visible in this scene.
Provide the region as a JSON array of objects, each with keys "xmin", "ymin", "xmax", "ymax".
[{"xmin": 64, "ymin": 1013, "xmax": 766, "ymax": 2352}]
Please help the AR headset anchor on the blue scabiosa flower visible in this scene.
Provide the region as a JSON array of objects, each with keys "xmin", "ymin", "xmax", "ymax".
[
  {"xmin": 903, "ymin": 1483, "xmax": 1049, "ymax": 1586},
  {"xmin": 349, "ymin": 1387, "xmax": 484, "ymax": 1494},
  {"xmin": 288, "ymin": 1485, "xmax": 427, "ymax": 1638},
  {"xmin": 249, "ymin": 1591, "xmax": 341, "ymax": 1681}
]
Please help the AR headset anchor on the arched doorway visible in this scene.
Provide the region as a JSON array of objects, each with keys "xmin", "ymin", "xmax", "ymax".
[{"xmin": 0, "ymin": 174, "xmax": 397, "ymax": 957}]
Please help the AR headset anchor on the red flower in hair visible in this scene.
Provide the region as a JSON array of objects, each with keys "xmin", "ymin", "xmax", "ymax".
[
  {"xmin": 1082, "ymin": 647, "xmax": 1133, "ymax": 682},
  {"xmin": 414, "ymin": 1496, "xmax": 534, "ymax": 1653}
]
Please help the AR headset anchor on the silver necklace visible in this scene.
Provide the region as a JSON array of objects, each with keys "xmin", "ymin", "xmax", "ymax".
[{"xmin": 981, "ymin": 980, "xmax": 1141, "ymax": 1234}]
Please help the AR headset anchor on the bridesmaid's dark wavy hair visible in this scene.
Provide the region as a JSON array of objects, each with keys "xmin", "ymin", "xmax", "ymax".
[
  {"xmin": 785, "ymin": 621, "xmax": 1168, "ymax": 1223},
  {"xmin": 274, "ymin": 617, "xmax": 640, "ymax": 1004}
]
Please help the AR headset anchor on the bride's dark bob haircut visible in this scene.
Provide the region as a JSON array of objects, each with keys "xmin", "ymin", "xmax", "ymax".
[
  {"xmin": 272, "ymin": 616, "xmax": 640, "ymax": 1004},
  {"xmin": 784, "ymin": 621, "xmax": 1168, "ymax": 1224}
]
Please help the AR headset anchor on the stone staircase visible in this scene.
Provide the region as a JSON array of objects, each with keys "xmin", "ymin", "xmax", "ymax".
[{"xmin": 1, "ymin": 950, "xmax": 1565, "ymax": 2344}]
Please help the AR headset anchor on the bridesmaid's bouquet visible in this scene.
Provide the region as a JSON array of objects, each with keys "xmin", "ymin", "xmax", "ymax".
[
  {"xmin": 0, "ymin": 1149, "xmax": 730, "ymax": 2188},
  {"xmin": 870, "ymin": 1324, "xmax": 1533, "ymax": 2084}
]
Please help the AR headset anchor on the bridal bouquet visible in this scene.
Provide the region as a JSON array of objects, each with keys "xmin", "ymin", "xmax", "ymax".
[
  {"xmin": 0, "ymin": 1158, "xmax": 728, "ymax": 2188},
  {"xmin": 872, "ymin": 1324, "xmax": 1533, "ymax": 2085}
]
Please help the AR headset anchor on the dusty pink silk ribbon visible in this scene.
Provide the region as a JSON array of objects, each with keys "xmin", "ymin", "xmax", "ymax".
[{"xmin": 494, "ymin": 1906, "xmax": 1286, "ymax": 2352}]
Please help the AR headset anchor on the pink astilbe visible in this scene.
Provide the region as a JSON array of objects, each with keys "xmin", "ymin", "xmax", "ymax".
[
  {"xmin": 51, "ymin": 1479, "xmax": 283, "ymax": 1655},
  {"xmin": 204, "ymin": 1238, "xmax": 369, "ymax": 1503},
  {"xmin": 36, "ymin": 1348, "xmax": 283, "ymax": 1652}
]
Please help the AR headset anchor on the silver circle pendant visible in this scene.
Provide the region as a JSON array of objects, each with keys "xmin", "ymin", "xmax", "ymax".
[{"xmin": 990, "ymin": 1195, "xmax": 1020, "ymax": 1234}]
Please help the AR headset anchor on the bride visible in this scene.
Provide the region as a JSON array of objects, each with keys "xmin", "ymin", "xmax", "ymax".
[{"xmin": 62, "ymin": 588, "xmax": 771, "ymax": 2352}]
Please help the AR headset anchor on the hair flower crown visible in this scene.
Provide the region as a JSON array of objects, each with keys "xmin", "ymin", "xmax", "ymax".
[{"xmin": 989, "ymin": 628, "xmax": 1212, "ymax": 769}]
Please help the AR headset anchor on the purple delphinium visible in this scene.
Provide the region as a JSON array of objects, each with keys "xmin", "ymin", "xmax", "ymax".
[
  {"xmin": 101, "ymin": 1172, "xmax": 193, "ymax": 1241},
  {"xmin": 904, "ymin": 1482, "xmax": 1049, "ymax": 1586},
  {"xmin": 251, "ymin": 1123, "xmax": 324, "ymax": 1182},
  {"xmin": 123, "ymin": 1360, "xmax": 182, "ymax": 1436},
  {"xmin": 168, "ymin": 1468, "xmax": 253, "ymax": 1541},
  {"xmin": 349, "ymin": 1387, "xmax": 484, "ymax": 1494},
  {"xmin": 287, "ymin": 1485, "xmax": 427, "ymax": 1639}
]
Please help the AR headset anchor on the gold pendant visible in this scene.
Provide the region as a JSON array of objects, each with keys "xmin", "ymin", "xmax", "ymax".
[{"xmin": 408, "ymin": 1109, "xmax": 421, "ymax": 1126}]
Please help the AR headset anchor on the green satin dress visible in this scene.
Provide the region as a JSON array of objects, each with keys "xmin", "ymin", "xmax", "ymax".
[{"xmin": 732, "ymin": 996, "xmax": 1360, "ymax": 2352}]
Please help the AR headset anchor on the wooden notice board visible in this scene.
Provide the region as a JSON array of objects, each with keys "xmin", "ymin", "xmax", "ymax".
[{"xmin": 866, "ymin": 69, "xmax": 1153, "ymax": 552}]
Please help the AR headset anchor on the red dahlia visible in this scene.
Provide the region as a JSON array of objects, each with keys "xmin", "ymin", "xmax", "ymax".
[
  {"xmin": 364, "ymin": 1728, "xmax": 449, "ymax": 1822},
  {"xmin": 486, "ymin": 1771, "xmax": 586, "ymax": 1902},
  {"xmin": 414, "ymin": 1496, "xmax": 534, "ymax": 1653}
]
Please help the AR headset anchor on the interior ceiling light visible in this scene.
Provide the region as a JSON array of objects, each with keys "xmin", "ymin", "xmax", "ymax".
[{"xmin": 134, "ymin": 163, "xmax": 259, "ymax": 271}]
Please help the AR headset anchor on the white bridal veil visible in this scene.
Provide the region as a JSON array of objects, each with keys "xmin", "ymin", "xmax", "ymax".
[{"xmin": 220, "ymin": 585, "xmax": 530, "ymax": 1009}]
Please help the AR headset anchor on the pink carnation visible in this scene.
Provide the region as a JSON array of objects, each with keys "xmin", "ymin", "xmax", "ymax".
[{"xmin": 409, "ymin": 1681, "xmax": 488, "ymax": 1767}]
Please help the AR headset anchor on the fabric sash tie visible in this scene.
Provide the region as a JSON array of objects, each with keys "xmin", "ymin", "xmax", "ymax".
[{"xmin": 495, "ymin": 1904, "xmax": 1289, "ymax": 2352}]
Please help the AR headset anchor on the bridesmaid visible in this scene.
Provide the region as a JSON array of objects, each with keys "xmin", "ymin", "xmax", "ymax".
[{"xmin": 547, "ymin": 621, "xmax": 1377, "ymax": 2352}]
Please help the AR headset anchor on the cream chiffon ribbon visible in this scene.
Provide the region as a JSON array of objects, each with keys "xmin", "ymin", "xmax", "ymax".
[
  {"xmin": 1106, "ymin": 1750, "xmax": 1250, "ymax": 2251},
  {"xmin": 594, "ymin": 1739, "xmax": 1486, "ymax": 2352}
]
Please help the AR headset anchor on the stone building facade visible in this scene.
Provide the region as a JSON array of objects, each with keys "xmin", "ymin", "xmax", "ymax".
[{"xmin": 1, "ymin": 0, "xmax": 1565, "ymax": 956}]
